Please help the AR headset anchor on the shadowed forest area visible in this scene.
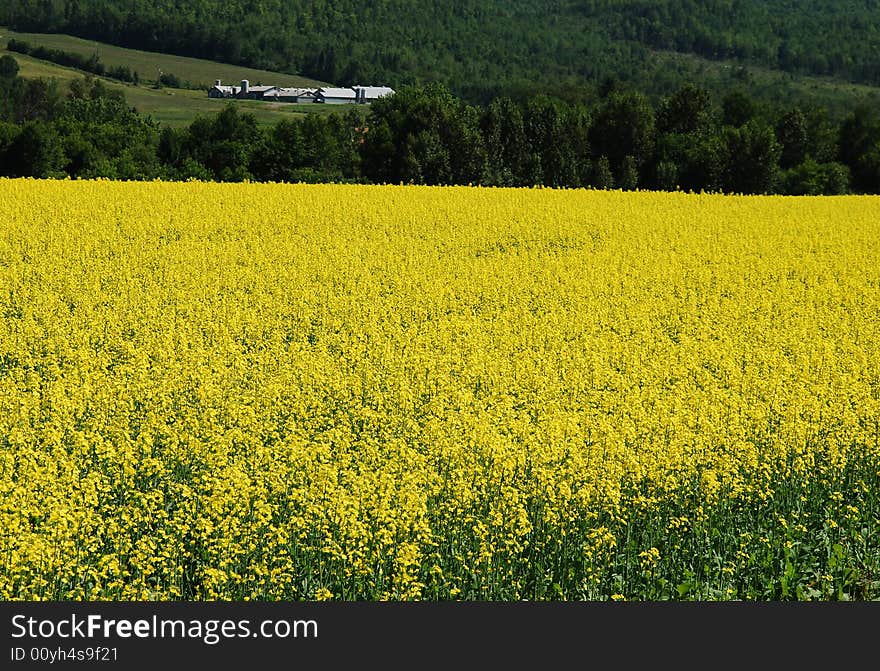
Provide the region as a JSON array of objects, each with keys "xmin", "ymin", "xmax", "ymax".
[{"xmin": 3, "ymin": 0, "xmax": 880, "ymax": 102}]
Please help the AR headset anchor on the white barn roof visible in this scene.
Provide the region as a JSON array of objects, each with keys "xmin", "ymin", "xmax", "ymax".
[
  {"xmin": 274, "ymin": 87, "xmax": 317, "ymax": 96},
  {"xmin": 318, "ymin": 87, "xmax": 357, "ymax": 99}
]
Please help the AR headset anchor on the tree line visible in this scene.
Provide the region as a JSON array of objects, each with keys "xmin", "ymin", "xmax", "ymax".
[{"xmin": 1, "ymin": 56, "xmax": 878, "ymax": 194}]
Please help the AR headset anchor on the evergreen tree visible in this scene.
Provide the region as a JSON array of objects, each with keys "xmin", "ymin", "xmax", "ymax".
[
  {"xmin": 776, "ymin": 108, "xmax": 808, "ymax": 169},
  {"xmin": 589, "ymin": 91, "xmax": 655, "ymax": 179},
  {"xmin": 722, "ymin": 120, "xmax": 781, "ymax": 194}
]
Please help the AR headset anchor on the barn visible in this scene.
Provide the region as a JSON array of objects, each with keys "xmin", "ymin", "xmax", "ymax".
[
  {"xmin": 208, "ymin": 80, "xmax": 235, "ymax": 98},
  {"xmin": 315, "ymin": 87, "xmax": 358, "ymax": 104},
  {"xmin": 239, "ymin": 80, "xmax": 278, "ymax": 99},
  {"xmin": 208, "ymin": 81, "xmax": 394, "ymax": 105},
  {"xmin": 210, "ymin": 80, "xmax": 278, "ymax": 99},
  {"xmin": 267, "ymin": 87, "xmax": 319, "ymax": 103}
]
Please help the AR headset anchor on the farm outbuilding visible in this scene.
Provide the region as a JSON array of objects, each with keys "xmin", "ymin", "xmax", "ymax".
[
  {"xmin": 208, "ymin": 80, "xmax": 393, "ymax": 105},
  {"xmin": 209, "ymin": 79, "xmax": 278, "ymax": 99},
  {"xmin": 209, "ymin": 80, "xmax": 235, "ymax": 98},
  {"xmin": 267, "ymin": 87, "xmax": 319, "ymax": 103},
  {"xmin": 315, "ymin": 87, "xmax": 358, "ymax": 104},
  {"xmin": 240, "ymin": 81, "xmax": 278, "ymax": 99}
]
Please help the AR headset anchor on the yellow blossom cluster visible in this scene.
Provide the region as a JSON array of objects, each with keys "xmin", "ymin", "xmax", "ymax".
[{"xmin": 1, "ymin": 179, "xmax": 878, "ymax": 600}]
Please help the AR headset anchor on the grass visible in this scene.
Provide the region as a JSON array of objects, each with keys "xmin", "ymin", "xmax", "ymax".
[
  {"xmin": 124, "ymin": 89, "xmax": 353, "ymax": 128},
  {"xmin": 0, "ymin": 25, "xmax": 325, "ymax": 89},
  {"xmin": 0, "ymin": 29, "xmax": 352, "ymax": 128}
]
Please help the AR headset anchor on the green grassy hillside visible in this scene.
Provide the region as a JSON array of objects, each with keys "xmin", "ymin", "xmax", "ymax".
[
  {"xmin": 0, "ymin": 27, "xmax": 340, "ymax": 127},
  {"xmin": 0, "ymin": 26, "xmax": 325, "ymax": 89}
]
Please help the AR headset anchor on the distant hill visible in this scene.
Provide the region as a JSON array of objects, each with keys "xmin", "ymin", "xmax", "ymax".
[{"xmin": 2, "ymin": 0, "xmax": 880, "ymax": 112}]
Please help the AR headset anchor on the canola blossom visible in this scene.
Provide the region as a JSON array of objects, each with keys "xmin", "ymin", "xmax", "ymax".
[{"xmin": 1, "ymin": 179, "xmax": 879, "ymax": 601}]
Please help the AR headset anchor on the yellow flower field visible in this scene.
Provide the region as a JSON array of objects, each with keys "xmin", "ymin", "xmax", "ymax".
[{"xmin": 1, "ymin": 179, "xmax": 878, "ymax": 600}]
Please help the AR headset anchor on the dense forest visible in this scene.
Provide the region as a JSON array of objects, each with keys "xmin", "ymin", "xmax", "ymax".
[
  {"xmin": 2, "ymin": 55, "xmax": 879, "ymax": 194},
  {"xmin": 2, "ymin": 0, "xmax": 880, "ymax": 106}
]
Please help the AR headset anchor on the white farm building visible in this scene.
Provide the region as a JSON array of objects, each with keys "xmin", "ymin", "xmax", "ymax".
[
  {"xmin": 208, "ymin": 80, "xmax": 394, "ymax": 105},
  {"xmin": 209, "ymin": 80, "xmax": 279, "ymax": 99},
  {"xmin": 266, "ymin": 87, "xmax": 318, "ymax": 103},
  {"xmin": 315, "ymin": 87, "xmax": 358, "ymax": 104}
]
